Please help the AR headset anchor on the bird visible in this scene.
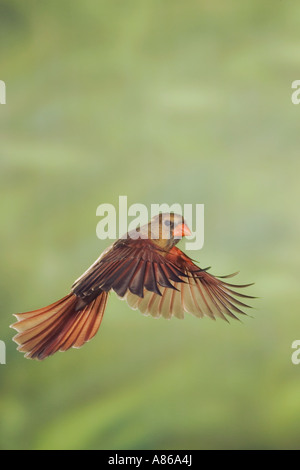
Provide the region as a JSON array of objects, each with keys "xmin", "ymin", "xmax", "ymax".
[{"xmin": 11, "ymin": 213, "xmax": 255, "ymax": 360}]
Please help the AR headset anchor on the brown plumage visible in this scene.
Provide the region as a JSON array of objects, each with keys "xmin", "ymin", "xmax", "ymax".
[{"xmin": 11, "ymin": 213, "xmax": 255, "ymax": 360}]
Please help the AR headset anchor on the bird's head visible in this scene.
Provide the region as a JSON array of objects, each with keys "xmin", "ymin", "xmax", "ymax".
[{"xmin": 147, "ymin": 213, "xmax": 191, "ymax": 250}]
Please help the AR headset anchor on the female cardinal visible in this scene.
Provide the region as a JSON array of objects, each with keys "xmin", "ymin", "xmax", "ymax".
[{"xmin": 11, "ymin": 213, "xmax": 254, "ymax": 360}]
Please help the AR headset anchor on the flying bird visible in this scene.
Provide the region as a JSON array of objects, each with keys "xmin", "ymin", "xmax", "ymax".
[{"xmin": 11, "ymin": 213, "xmax": 255, "ymax": 360}]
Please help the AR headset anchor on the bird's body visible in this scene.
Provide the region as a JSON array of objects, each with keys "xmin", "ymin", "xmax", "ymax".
[{"xmin": 11, "ymin": 213, "xmax": 254, "ymax": 360}]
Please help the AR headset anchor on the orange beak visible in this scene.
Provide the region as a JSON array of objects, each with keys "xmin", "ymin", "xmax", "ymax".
[{"xmin": 173, "ymin": 223, "xmax": 192, "ymax": 238}]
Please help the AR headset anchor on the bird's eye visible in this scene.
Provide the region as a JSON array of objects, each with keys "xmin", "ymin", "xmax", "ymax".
[{"xmin": 164, "ymin": 220, "xmax": 173, "ymax": 227}]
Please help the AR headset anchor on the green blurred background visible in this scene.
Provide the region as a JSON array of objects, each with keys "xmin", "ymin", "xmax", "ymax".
[{"xmin": 1, "ymin": 0, "xmax": 300, "ymax": 450}]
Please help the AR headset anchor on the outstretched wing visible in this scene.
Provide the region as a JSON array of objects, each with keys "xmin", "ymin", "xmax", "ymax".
[
  {"xmin": 72, "ymin": 240, "xmax": 254, "ymax": 322},
  {"xmin": 125, "ymin": 246, "xmax": 255, "ymax": 321}
]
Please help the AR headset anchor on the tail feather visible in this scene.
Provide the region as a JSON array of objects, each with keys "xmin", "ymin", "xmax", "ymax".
[
  {"xmin": 14, "ymin": 295, "xmax": 70, "ymax": 323},
  {"xmin": 11, "ymin": 292, "xmax": 108, "ymax": 360}
]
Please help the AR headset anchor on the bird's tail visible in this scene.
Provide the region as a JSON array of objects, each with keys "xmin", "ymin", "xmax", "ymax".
[{"xmin": 10, "ymin": 292, "xmax": 108, "ymax": 360}]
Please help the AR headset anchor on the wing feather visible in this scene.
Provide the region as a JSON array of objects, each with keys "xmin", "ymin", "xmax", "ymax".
[
  {"xmin": 123, "ymin": 246, "xmax": 254, "ymax": 321},
  {"xmin": 72, "ymin": 238, "xmax": 254, "ymax": 322}
]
